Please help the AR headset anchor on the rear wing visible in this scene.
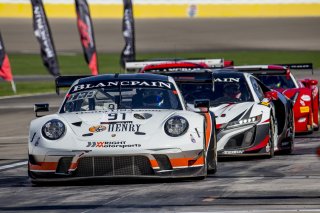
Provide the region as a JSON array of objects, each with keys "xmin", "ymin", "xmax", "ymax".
[
  {"xmin": 233, "ymin": 65, "xmax": 288, "ymax": 75},
  {"xmin": 55, "ymin": 75, "xmax": 91, "ymax": 95},
  {"xmin": 278, "ymin": 63, "xmax": 313, "ymax": 75},
  {"xmin": 125, "ymin": 59, "xmax": 225, "ymax": 72}
]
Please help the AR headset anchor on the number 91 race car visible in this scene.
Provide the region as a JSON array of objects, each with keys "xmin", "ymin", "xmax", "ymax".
[{"xmin": 28, "ymin": 74, "xmax": 217, "ymax": 183}]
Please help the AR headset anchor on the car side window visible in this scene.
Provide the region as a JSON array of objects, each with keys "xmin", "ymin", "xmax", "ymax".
[{"xmin": 250, "ymin": 77, "xmax": 265, "ymax": 101}]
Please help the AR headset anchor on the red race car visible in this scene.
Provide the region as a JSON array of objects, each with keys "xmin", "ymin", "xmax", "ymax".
[{"xmin": 233, "ymin": 64, "xmax": 319, "ymax": 134}]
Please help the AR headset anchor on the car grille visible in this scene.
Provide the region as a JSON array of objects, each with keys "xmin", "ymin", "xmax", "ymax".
[{"xmin": 74, "ymin": 156, "xmax": 154, "ymax": 177}]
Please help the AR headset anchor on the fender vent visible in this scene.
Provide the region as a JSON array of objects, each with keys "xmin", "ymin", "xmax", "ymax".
[{"xmin": 56, "ymin": 157, "xmax": 73, "ymax": 174}]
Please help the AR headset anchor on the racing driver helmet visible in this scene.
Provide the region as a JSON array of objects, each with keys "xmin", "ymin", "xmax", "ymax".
[
  {"xmin": 141, "ymin": 89, "xmax": 165, "ymax": 108},
  {"xmin": 223, "ymin": 83, "xmax": 241, "ymax": 99}
]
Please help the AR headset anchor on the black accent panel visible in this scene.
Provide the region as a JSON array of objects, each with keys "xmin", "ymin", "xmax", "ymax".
[
  {"xmin": 74, "ymin": 156, "xmax": 154, "ymax": 177},
  {"xmin": 29, "ymin": 155, "xmax": 37, "ymax": 165},
  {"xmin": 56, "ymin": 157, "xmax": 73, "ymax": 174},
  {"xmin": 94, "ymin": 157, "xmax": 113, "ymax": 176},
  {"xmin": 153, "ymin": 154, "xmax": 172, "ymax": 170},
  {"xmin": 224, "ymin": 126, "xmax": 256, "ymax": 150},
  {"xmin": 72, "ymin": 121, "xmax": 82, "ymax": 127},
  {"xmin": 75, "ymin": 157, "xmax": 94, "ymax": 177}
]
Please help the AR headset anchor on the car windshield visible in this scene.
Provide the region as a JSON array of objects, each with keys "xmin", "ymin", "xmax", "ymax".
[
  {"xmin": 256, "ymin": 75, "xmax": 296, "ymax": 89},
  {"xmin": 61, "ymin": 81, "xmax": 182, "ymax": 113},
  {"xmin": 179, "ymin": 75, "xmax": 253, "ymax": 107}
]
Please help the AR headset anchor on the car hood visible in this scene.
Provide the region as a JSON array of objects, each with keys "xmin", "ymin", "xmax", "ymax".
[{"xmin": 59, "ymin": 110, "xmax": 183, "ymax": 140}]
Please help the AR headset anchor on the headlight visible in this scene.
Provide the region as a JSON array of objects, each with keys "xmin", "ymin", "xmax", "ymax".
[
  {"xmin": 164, "ymin": 116, "xmax": 189, "ymax": 137},
  {"xmin": 42, "ymin": 119, "xmax": 66, "ymax": 140},
  {"xmin": 226, "ymin": 115, "xmax": 262, "ymax": 129}
]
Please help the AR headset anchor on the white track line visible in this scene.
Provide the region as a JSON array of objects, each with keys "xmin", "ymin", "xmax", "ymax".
[
  {"xmin": 0, "ymin": 136, "xmax": 28, "ymax": 140},
  {"xmin": 0, "ymin": 161, "xmax": 28, "ymax": 171}
]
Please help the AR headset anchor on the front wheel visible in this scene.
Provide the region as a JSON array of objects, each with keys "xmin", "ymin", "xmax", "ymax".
[
  {"xmin": 207, "ymin": 131, "xmax": 218, "ymax": 174},
  {"xmin": 267, "ymin": 115, "xmax": 276, "ymax": 158}
]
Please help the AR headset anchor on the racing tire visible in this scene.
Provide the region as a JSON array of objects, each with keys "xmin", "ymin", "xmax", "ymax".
[
  {"xmin": 207, "ymin": 131, "xmax": 218, "ymax": 174},
  {"xmin": 266, "ymin": 115, "xmax": 276, "ymax": 158},
  {"xmin": 281, "ymin": 109, "xmax": 295, "ymax": 155}
]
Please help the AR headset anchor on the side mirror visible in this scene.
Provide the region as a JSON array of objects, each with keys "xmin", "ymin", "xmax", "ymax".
[
  {"xmin": 34, "ymin": 103, "xmax": 49, "ymax": 117},
  {"xmin": 194, "ymin": 99, "xmax": 210, "ymax": 113},
  {"xmin": 265, "ymin": 91, "xmax": 278, "ymax": 101}
]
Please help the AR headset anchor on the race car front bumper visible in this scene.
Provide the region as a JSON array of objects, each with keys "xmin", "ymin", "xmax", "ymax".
[{"xmin": 28, "ymin": 149, "xmax": 206, "ymax": 182}]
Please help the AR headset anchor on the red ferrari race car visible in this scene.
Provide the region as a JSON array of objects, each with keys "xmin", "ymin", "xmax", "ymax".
[
  {"xmin": 125, "ymin": 59, "xmax": 234, "ymax": 73},
  {"xmin": 233, "ymin": 64, "xmax": 319, "ymax": 134}
]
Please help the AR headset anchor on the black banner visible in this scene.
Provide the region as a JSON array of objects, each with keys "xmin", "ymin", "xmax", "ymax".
[
  {"xmin": 120, "ymin": 0, "xmax": 136, "ymax": 68},
  {"xmin": 0, "ymin": 32, "xmax": 13, "ymax": 81},
  {"xmin": 31, "ymin": 0, "xmax": 60, "ymax": 77},
  {"xmin": 75, "ymin": 0, "xmax": 98, "ymax": 75}
]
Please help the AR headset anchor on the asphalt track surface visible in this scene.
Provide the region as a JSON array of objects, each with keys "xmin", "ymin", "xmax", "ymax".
[
  {"xmin": 1, "ymin": 17, "xmax": 320, "ymax": 53},
  {"xmin": 0, "ymin": 94, "xmax": 320, "ymax": 212}
]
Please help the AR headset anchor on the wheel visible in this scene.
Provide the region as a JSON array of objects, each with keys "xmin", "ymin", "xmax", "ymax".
[
  {"xmin": 281, "ymin": 109, "xmax": 295, "ymax": 154},
  {"xmin": 207, "ymin": 130, "xmax": 218, "ymax": 174},
  {"xmin": 266, "ymin": 115, "xmax": 276, "ymax": 158}
]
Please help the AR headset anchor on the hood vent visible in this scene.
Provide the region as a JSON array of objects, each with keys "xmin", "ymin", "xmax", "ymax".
[
  {"xmin": 134, "ymin": 113, "xmax": 152, "ymax": 120},
  {"xmin": 72, "ymin": 121, "xmax": 82, "ymax": 127}
]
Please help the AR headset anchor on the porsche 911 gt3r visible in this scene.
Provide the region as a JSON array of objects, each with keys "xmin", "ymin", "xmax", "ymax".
[
  {"xmin": 233, "ymin": 64, "xmax": 319, "ymax": 134},
  {"xmin": 135, "ymin": 66, "xmax": 294, "ymax": 157},
  {"xmin": 28, "ymin": 74, "xmax": 218, "ymax": 183}
]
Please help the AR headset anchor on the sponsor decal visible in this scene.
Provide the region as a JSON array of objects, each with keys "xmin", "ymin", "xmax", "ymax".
[
  {"xmin": 301, "ymin": 94, "xmax": 311, "ymax": 102},
  {"xmin": 260, "ymin": 102, "xmax": 270, "ymax": 106},
  {"xmin": 35, "ymin": 137, "xmax": 40, "ymax": 147},
  {"xmin": 89, "ymin": 123, "xmax": 141, "ymax": 133},
  {"xmin": 86, "ymin": 141, "xmax": 141, "ymax": 148},
  {"xmin": 300, "ymin": 106, "xmax": 310, "ymax": 113},
  {"xmin": 265, "ymin": 143, "xmax": 270, "ymax": 152},
  {"xmin": 108, "ymin": 123, "xmax": 141, "ymax": 132},
  {"xmin": 214, "ymin": 78, "xmax": 240, "ymax": 83},
  {"xmin": 223, "ymin": 150, "xmax": 244, "ymax": 154},
  {"xmin": 148, "ymin": 67, "xmax": 202, "ymax": 72},
  {"xmin": 72, "ymin": 80, "xmax": 172, "ymax": 92},
  {"xmin": 30, "ymin": 132, "xmax": 36, "ymax": 143},
  {"xmin": 68, "ymin": 90, "xmax": 95, "ymax": 101},
  {"xmin": 89, "ymin": 125, "xmax": 106, "ymax": 133},
  {"xmin": 190, "ymin": 134, "xmax": 196, "ymax": 143}
]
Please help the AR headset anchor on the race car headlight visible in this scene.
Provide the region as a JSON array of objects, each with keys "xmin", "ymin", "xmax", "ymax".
[
  {"xmin": 227, "ymin": 115, "xmax": 262, "ymax": 129},
  {"xmin": 42, "ymin": 119, "xmax": 66, "ymax": 140},
  {"xmin": 164, "ymin": 116, "xmax": 189, "ymax": 137}
]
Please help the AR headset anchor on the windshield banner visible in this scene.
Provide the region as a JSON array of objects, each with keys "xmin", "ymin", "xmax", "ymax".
[
  {"xmin": 75, "ymin": 0, "xmax": 98, "ymax": 75},
  {"xmin": 120, "ymin": 0, "xmax": 136, "ymax": 68},
  {"xmin": 31, "ymin": 0, "xmax": 60, "ymax": 77}
]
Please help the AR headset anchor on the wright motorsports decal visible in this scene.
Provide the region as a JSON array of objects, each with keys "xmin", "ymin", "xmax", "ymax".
[{"xmin": 86, "ymin": 141, "xmax": 141, "ymax": 148}]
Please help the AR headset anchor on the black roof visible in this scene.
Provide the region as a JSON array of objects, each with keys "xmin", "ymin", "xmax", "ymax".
[{"xmin": 78, "ymin": 73, "xmax": 169, "ymax": 84}]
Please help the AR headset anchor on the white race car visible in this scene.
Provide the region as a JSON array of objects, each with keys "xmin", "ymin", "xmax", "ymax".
[{"xmin": 28, "ymin": 74, "xmax": 217, "ymax": 183}]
